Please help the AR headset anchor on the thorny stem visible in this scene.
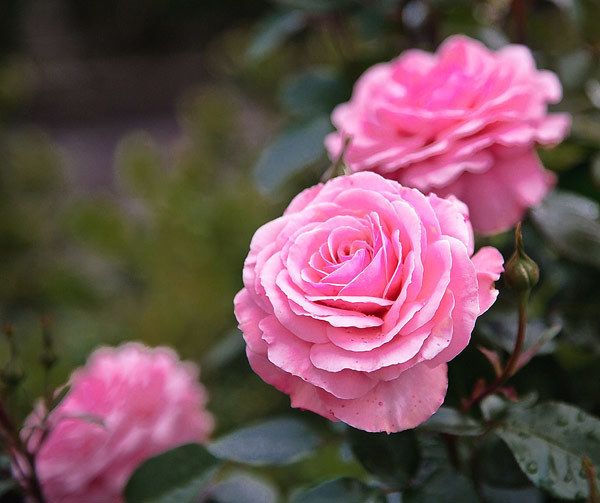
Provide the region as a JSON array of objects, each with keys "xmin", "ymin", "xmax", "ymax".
[{"xmin": 461, "ymin": 295, "xmax": 528, "ymax": 413}]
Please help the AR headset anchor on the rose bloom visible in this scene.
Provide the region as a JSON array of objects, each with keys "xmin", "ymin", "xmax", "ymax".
[
  {"xmin": 19, "ymin": 343, "xmax": 214, "ymax": 503},
  {"xmin": 326, "ymin": 35, "xmax": 570, "ymax": 235},
  {"xmin": 235, "ymin": 172, "xmax": 503, "ymax": 432}
]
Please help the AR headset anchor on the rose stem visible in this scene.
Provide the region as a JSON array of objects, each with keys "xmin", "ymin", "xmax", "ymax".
[{"xmin": 461, "ymin": 295, "xmax": 528, "ymax": 413}]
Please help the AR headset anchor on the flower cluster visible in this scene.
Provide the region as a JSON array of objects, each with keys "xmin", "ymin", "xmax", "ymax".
[
  {"xmin": 236, "ymin": 35, "xmax": 569, "ymax": 432},
  {"xmin": 8, "ymin": 33, "xmax": 571, "ymax": 502}
]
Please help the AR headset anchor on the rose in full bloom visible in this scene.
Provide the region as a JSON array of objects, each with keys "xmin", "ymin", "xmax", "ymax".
[
  {"xmin": 325, "ymin": 35, "xmax": 570, "ymax": 235},
  {"xmin": 234, "ymin": 172, "xmax": 503, "ymax": 432},
  {"xmin": 20, "ymin": 343, "xmax": 214, "ymax": 503}
]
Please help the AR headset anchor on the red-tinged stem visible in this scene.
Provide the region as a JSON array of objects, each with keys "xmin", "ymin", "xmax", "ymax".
[
  {"xmin": 583, "ymin": 456, "xmax": 600, "ymax": 503},
  {"xmin": 461, "ymin": 296, "xmax": 528, "ymax": 413},
  {"xmin": 512, "ymin": 0, "xmax": 528, "ymax": 43},
  {"xmin": 0, "ymin": 400, "xmax": 45, "ymax": 502}
]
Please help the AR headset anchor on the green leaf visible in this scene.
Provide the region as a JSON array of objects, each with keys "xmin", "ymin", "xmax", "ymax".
[
  {"xmin": 209, "ymin": 471, "xmax": 278, "ymax": 503},
  {"xmin": 420, "ymin": 407, "xmax": 485, "ymax": 436},
  {"xmin": 494, "ymin": 401, "xmax": 600, "ymax": 499},
  {"xmin": 405, "ymin": 435, "xmax": 479, "ymax": 503},
  {"xmin": 348, "ymin": 428, "xmax": 420, "ymax": 486},
  {"xmin": 478, "ymin": 313, "xmax": 560, "ymax": 357},
  {"xmin": 280, "ymin": 68, "xmax": 348, "ymax": 117},
  {"xmin": 0, "ymin": 479, "xmax": 16, "ymax": 498},
  {"xmin": 246, "ymin": 11, "xmax": 306, "ymax": 61},
  {"xmin": 201, "ymin": 329, "xmax": 245, "ymax": 374},
  {"xmin": 405, "ymin": 469, "xmax": 479, "ymax": 503},
  {"xmin": 124, "ymin": 443, "xmax": 218, "ymax": 503},
  {"xmin": 290, "ymin": 477, "xmax": 380, "ymax": 503},
  {"xmin": 480, "ymin": 484, "xmax": 545, "ymax": 503},
  {"xmin": 530, "ymin": 191, "xmax": 600, "ymax": 269},
  {"xmin": 207, "ymin": 417, "xmax": 321, "ymax": 466},
  {"xmin": 254, "ymin": 116, "xmax": 332, "ymax": 193},
  {"xmin": 478, "ymin": 435, "xmax": 531, "ymax": 488}
]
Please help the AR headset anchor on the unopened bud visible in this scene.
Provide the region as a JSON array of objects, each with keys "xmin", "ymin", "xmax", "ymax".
[
  {"xmin": 40, "ymin": 315, "xmax": 57, "ymax": 370},
  {"xmin": 40, "ymin": 348, "xmax": 57, "ymax": 369},
  {"xmin": 1, "ymin": 324, "xmax": 25, "ymax": 388},
  {"xmin": 504, "ymin": 222, "xmax": 539, "ymax": 293}
]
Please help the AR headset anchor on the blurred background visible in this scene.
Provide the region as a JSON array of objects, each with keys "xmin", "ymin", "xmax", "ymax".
[{"xmin": 1, "ymin": 0, "xmax": 600, "ymax": 498}]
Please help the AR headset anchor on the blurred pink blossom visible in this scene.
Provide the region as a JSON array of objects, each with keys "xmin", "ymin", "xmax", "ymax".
[
  {"xmin": 20, "ymin": 343, "xmax": 213, "ymax": 503},
  {"xmin": 326, "ymin": 35, "xmax": 570, "ymax": 234}
]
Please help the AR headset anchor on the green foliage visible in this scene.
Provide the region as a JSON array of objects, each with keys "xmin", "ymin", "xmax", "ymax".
[
  {"xmin": 420, "ymin": 407, "xmax": 485, "ymax": 437},
  {"xmin": 280, "ymin": 68, "xmax": 349, "ymax": 118},
  {"xmin": 348, "ymin": 428, "xmax": 420, "ymax": 487},
  {"xmin": 531, "ymin": 191, "xmax": 600, "ymax": 270},
  {"xmin": 208, "ymin": 417, "xmax": 321, "ymax": 466},
  {"xmin": 2, "ymin": 0, "xmax": 600, "ymax": 500},
  {"xmin": 404, "ymin": 434, "xmax": 479, "ymax": 503},
  {"xmin": 246, "ymin": 10, "xmax": 306, "ymax": 61},
  {"xmin": 125, "ymin": 444, "xmax": 218, "ymax": 503},
  {"xmin": 290, "ymin": 477, "xmax": 380, "ymax": 503},
  {"xmin": 64, "ymin": 89, "xmax": 274, "ymax": 360},
  {"xmin": 493, "ymin": 401, "xmax": 600, "ymax": 500},
  {"xmin": 253, "ymin": 116, "xmax": 332, "ymax": 193},
  {"xmin": 208, "ymin": 471, "xmax": 279, "ymax": 503}
]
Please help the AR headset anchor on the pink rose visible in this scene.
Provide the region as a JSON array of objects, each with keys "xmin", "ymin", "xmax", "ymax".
[
  {"xmin": 234, "ymin": 172, "xmax": 503, "ymax": 432},
  {"xmin": 20, "ymin": 343, "xmax": 214, "ymax": 503},
  {"xmin": 326, "ymin": 35, "xmax": 570, "ymax": 235}
]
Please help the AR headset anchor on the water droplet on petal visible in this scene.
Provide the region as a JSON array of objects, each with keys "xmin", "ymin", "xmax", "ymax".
[{"xmin": 526, "ymin": 461, "xmax": 538, "ymax": 474}]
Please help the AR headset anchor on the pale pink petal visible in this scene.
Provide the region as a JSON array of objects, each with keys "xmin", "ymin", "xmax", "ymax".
[
  {"xmin": 471, "ymin": 246, "xmax": 504, "ymax": 314},
  {"xmin": 318, "ymin": 363, "xmax": 448, "ymax": 433}
]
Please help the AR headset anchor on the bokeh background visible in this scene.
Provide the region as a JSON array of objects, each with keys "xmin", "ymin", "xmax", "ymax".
[{"xmin": 1, "ymin": 0, "xmax": 600, "ymax": 499}]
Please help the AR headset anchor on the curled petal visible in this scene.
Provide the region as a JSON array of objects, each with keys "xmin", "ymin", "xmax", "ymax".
[{"xmin": 472, "ymin": 246, "xmax": 504, "ymax": 314}]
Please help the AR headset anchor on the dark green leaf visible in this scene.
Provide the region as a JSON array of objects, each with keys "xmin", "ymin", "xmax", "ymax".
[
  {"xmin": 201, "ymin": 329, "xmax": 245, "ymax": 374},
  {"xmin": 0, "ymin": 479, "xmax": 16, "ymax": 498},
  {"xmin": 254, "ymin": 116, "xmax": 332, "ymax": 193},
  {"xmin": 405, "ymin": 434, "xmax": 479, "ymax": 503},
  {"xmin": 207, "ymin": 417, "xmax": 321, "ymax": 466},
  {"xmin": 530, "ymin": 191, "xmax": 600, "ymax": 269},
  {"xmin": 480, "ymin": 484, "xmax": 545, "ymax": 503},
  {"xmin": 348, "ymin": 428, "xmax": 419, "ymax": 486},
  {"xmin": 405, "ymin": 468, "xmax": 479, "ymax": 503},
  {"xmin": 125, "ymin": 443, "xmax": 218, "ymax": 503},
  {"xmin": 208, "ymin": 471, "xmax": 278, "ymax": 503},
  {"xmin": 246, "ymin": 11, "xmax": 305, "ymax": 61},
  {"xmin": 494, "ymin": 401, "xmax": 600, "ymax": 499},
  {"xmin": 420, "ymin": 407, "xmax": 485, "ymax": 436},
  {"xmin": 290, "ymin": 477, "xmax": 380, "ymax": 503},
  {"xmin": 280, "ymin": 68, "xmax": 348, "ymax": 118},
  {"xmin": 478, "ymin": 435, "xmax": 531, "ymax": 488}
]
